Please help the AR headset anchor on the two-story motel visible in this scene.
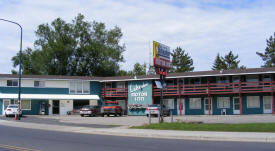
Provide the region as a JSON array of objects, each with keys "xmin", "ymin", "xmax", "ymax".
[{"xmin": 0, "ymin": 67, "xmax": 275, "ymax": 116}]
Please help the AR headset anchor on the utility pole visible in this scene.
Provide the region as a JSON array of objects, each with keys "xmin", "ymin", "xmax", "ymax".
[
  {"xmin": 160, "ymin": 73, "xmax": 164, "ymax": 123},
  {"xmin": 0, "ymin": 19, "xmax": 23, "ymax": 120}
]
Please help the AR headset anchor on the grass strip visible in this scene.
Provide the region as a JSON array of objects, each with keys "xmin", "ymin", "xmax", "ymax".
[{"xmin": 131, "ymin": 122, "xmax": 275, "ymax": 133}]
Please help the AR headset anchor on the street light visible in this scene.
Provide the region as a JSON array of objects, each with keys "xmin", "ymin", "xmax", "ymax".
[{"xmin": 0, "ymin": 18, "xmax": 23, "ymax": 120}]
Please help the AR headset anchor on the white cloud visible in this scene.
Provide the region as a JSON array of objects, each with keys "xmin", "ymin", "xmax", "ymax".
[{"xmin": 0, "ymin": 0, "xmax": 275, "ymax": 74}]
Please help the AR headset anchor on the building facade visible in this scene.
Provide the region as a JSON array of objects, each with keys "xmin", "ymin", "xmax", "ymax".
[{"xmin": 1, "ymin": 67, "xmax": 275, "ymax": 116}]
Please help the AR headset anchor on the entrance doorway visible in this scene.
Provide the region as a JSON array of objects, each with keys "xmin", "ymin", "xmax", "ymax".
[
  {"xmin": 263, "ymin": 96, "xmax": 272, "ymax": 114},
  {"xmin": 2, "ymin": 99, "xmax": 10, "ymax": 115},
  {"xmin": 177, "ymin": 98, "xmax": 185, "ymax": 115},
  {"xmin": 233, "ymin": 97, "xmax": 240, "ymax": 114},
  {"xmin": 52, "ymin": 100, "xmax": 60, "ymax": 114},
  {"xmin": 204, "ymin": 98, "xmax": 212, "ymax": 115},
  {"xmin": 117, "ymin": 100, "xmax": 126, "ymax": 115}
]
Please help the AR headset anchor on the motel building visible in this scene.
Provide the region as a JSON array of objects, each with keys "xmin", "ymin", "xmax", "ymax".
[{"xmin": 0, "ymin": 67, "xmax": 275, "ymax": 116}]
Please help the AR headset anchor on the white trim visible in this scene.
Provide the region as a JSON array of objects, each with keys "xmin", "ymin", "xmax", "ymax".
[
  {"xmin": 0, "ymin": 94, "xmax": 99, "ymax": 100},
  {"xmin": 233, "ymin": 97, "xmax": 240, "ymax": 114},
  {"xmin": 1, "ymin": 70, "xmax": 275, "ymax": 82},
  {"xmin": 0, "ymin": 77, "xmax": 98, "ymax": 82}
]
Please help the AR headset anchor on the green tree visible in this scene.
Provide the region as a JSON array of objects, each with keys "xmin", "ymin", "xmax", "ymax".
[
  {"xmin": 12, "ymin": 14, "xmax": 125, "ymax": 76},
  {"xmin": 212, "ymin": 53, "xmax": 227, "ymax": 70},
  {"xmin": 132, "ymin": 63, "xmax": 146, "ymax": 76},
  {"xmin": 12, "ymin": 48, "xmax": 43, "ymax": 75},
  {"xmin": 117, "ymin": 70, "xmax": 130, "ymax": 76},
  {"xmin": 170, "ymin": 47, "xmax": 194, "ymax": 73},
  {"xmin": 147, "ymin": 65, "xmax": 156, "ymax": 75},
  {"xmin": 256, "ymin": 32, "xmax": 275, "ymax": 67},
  {"xmin": 212, "ymin": 51, "xmax": 245, "ymax": 70}
]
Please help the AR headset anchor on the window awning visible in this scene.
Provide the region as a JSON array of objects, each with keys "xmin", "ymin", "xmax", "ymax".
[{"xmin": 0, "ymin": 94, "xmax": 99, "ymax": 100}]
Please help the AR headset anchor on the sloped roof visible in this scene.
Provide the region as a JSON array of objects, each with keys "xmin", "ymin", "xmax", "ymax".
[
  {"xmin": 0, "ymin": 74, "xmax": 101, "ymax": 81},
  {"xmin": 1, "ymin": 67, "xmax": 275, "ymax": 82},
  {"xmin": 99, "ymin": 67, "xmax": 275, "ymax": 82}
]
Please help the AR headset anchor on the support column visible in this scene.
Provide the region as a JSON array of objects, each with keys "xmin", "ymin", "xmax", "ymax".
[
  {"xmin": 239, "ymin": 80, "xmax": 242, "ymax": 115},
  {"xmin": 207, "ymin": 77, "xmax": 211, "ymax": 115},
  {"xmin": 152, "ymin": 81, "xmax": 154, "ymax": 104},
  {"xmin": 179, "ymin": 95, "xmax": 182, "ymax": 116},
  {"xmin": 272, "ymin": 91, "xmax": 274, "ymax": 114},
  {"xmin": 208, "ymin": 95, "xmax": 211, "ymax": 115},
  {"xmin": 178, "ymin": 79, "xmax": 182, "ymax": 116},
  {"xmin": 239, "ymin": 94, "xmax": 242, "ymax": 115}
]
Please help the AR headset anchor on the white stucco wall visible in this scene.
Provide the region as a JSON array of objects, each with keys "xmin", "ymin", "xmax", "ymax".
[
  {"xmin": 0, "ymin": 80, "xmax": 6, "ymax": 86},
  {"xmin": 45, "ymin": 80, "xmax": 69, "ymax": 88},
  {"xmin": 59, "ymin": 100, "xmax": 73, "ymax": 115},
  {"xmin": 22, "ymin": 80, "xmax": 34, "ymax": 87},
  {"xmin": 89, "ymin": 100, "xmax": 98, "ymax": 105}
]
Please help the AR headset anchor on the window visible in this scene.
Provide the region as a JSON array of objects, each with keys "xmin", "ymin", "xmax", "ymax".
[
  {"xmin": 14, "ymin": 100, "xmax": 31, "ymax": 110},
  {"xmin": 217, "ymin": 77, "xmax": 229, "ymax": 83},
  {"xmin": 217, "ymin": 97, "xmax": 230, "ymax": 108},
  {"xmin": 69, "ymin": 81, "xmax": 90, "ymax": 94},
  {"xmin": 7, "ymin": 80, "xmax": 18, "ymax": 86},
  {"xmin": 117, "ymin": 82, "xmax": 125, "ymax": 88},
  {"xmin": 190, "ymin": 78, "xmax": 200, "ymax": 84},
  {"xmin": 189, "ymin": 98, "xmax": 201, "ymax": 109},
  {"xmin": 262, "ymin": 75, "xmax": 271, "ymax": 82},
  {"xmin": 34, "ymin": 81, "xmax": 45, "ymax": 87},
  {"xmin": 247, "ymin": 96, "xmax": 260, "ymax": 108},
  {"xmin": 246, "ymin": 75, "xmax": 258, "ymax": 82}
]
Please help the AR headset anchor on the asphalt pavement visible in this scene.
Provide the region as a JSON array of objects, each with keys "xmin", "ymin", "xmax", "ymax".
[
  {"xmin": 0, "ymin": 116, "xmax": 115, "ymax": 128},
  {"xmin": 0, "ymin": 125, "xmax": 275, "ymax": 151}
]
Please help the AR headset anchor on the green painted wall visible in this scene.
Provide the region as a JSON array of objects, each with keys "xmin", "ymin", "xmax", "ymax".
[
  {"xmin": 22, "ymin": 100, "xmax": 49, "ymax": 115},
  {"xmin": 90, "ymin": 81, "xmax": 103, "ymax": 106},
  {"xmin": 0, "ymin": 99, "xmax": 2, "ymax": 115},
  {"xmin": 0, "ymin": 87, "xmax": 68, "ymax": 94},
  {"xmin": 128, "ymin": 80, "xmax": 152, "ymax": 115}
]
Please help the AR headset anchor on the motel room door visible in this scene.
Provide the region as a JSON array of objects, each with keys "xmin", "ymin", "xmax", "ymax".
[
  {"xmin": 204, "ymin": 98, "xmax": 212, "ymax": 115},
  {"xmin": 177, "ymin": 98, "xmax": 185, "ymax": 115},
  {"xmin": 117, "ymin": 100, "xmax": 126, "ymax": 115},
  {"xmin": 263, "ymin": 96, "xmax": 272, "ymax": 114},
  {"xmin": 233, "ymin": 97, "xmax": 240, "ymax": 114}
]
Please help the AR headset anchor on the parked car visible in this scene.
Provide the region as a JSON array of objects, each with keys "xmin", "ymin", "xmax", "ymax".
[
  {"xmin": 101, "ymin": 101, "xmax": 122, "ymax": 117},
  {"xmin": 4, "ymin": 104, "xmax": 22, "ymax": 117},
  {"xmin": 145, "ymin": 104, "xmax": 170, "ymax": 117},
  {"xmin": 80, "ymin": 105, "xmax": 101, "ymax": 117}
]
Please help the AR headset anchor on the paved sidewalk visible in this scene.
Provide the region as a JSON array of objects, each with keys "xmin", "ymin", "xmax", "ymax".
[{"xmin": 1, "ymin": 119, "xmax": 275, "ymax": 143}]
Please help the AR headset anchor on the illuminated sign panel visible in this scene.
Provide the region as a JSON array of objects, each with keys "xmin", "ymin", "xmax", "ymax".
[{"xmin": 152, "ymin": 41, "xmax": 170, "ymax": 69}]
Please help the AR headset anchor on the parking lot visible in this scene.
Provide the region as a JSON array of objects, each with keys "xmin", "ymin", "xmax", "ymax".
[{"xmin": 1, "ymin": 114, "xmax": 272, "ymax": 127}]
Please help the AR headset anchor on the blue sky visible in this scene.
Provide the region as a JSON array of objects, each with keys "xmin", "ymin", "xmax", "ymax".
[{"xmin": 1, "ymin": 0, "xmax": 275, "ymax": 74}]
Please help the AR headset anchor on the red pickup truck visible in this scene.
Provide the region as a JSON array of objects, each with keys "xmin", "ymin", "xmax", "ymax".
[{"xmin": 101, "ymin": 101, "xmax": 123, "ymax": 117}]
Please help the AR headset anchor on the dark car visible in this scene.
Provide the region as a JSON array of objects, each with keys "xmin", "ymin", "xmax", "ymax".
[
  {"xmin": 101, "ymin": 101, "xmax": 122, "ymax": 117},
  {"xmin": 80, "ymin": 105, "xmax": 101, "ymax": 117}
]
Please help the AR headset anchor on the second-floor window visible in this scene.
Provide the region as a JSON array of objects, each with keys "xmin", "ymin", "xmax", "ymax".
[
  {"xmin": 7, "ymin": 80, "xmax": 18, "ymax": 87},
  {"xmin": 34, "ymin": 81, "xmax": 45, "ymax": 87},
  {"xmin": 69, "ymin": 81, "xmax": 90, "ymax": 94}
]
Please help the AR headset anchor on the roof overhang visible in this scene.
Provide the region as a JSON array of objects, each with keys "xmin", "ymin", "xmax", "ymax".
[{"xmin": 0, "ymin": 94, "xmax": 99, "ymax": 100}]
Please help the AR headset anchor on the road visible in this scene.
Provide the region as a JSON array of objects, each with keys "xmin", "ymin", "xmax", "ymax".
[{"xmin": 0, "ymin": 125, "xmax": 274, "ymax": 151}]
